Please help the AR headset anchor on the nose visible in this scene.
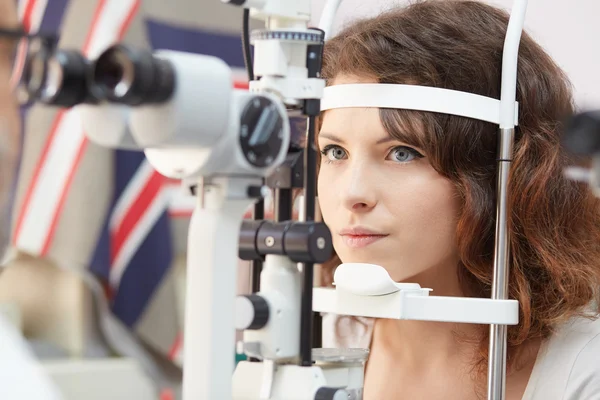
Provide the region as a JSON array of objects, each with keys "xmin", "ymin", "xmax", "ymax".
[{"xmin": 340, "ymin": 160, "xmax": 377, "ymax": 213}]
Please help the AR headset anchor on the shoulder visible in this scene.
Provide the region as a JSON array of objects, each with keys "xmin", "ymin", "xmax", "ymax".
[
  {"xmin": 528, "ymin": 312, "xmax": 600, "ymax": 399},
  {"xmin": 321, "ymin": 313, "xmax": 374, "ymax": 349},
  {"xmin": 562, "ymin": 315, "xmax": 600, "ymax": 398}
]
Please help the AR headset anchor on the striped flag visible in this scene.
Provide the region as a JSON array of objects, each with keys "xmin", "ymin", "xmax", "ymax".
[{"xmin": 9, "ymin": 0, "xmax": 258, "ymax": 375}]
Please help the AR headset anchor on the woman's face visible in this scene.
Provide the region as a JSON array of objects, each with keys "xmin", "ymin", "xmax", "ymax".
[{"xmin": 317, "ymin": 75, "xmax": 462, "ymax": 286}]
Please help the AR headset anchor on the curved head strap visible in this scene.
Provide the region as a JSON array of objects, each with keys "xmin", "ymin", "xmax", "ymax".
[{"xmin": 321, "ymin": 83, "xmax": 519, "ymax": 126}]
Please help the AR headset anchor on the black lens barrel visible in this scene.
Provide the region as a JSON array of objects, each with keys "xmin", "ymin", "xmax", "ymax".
[{"xmin": 92, "ymin": 44, "xmax": 175, "ymax": 106}]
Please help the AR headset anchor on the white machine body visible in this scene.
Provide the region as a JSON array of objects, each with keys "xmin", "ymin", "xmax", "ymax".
[
  {"xmin": 246, "ymin": 0, "xmax": 311, "ymax": 22},
  {"xmin": 233, "ymin": 361, "xmax": 364, "ymax": 400},
  {"xmin": 76, "ymin": 103, "xmax": 139, "ymax": 150},
  {"xmin": 142, "ymin": 88, "xmax": 290, "ymax": 180},
  {"xmin": 242, "ymin": 255, "xmax": 302, "ymax": 360},
  {"xmin": 128, "ymin": 50, "xmax": 233, "ymax": 149},
  {"xmin": 247, "ymin": 0, "xmax": 324, "ymax": 108},
  {"xmin": 183, "ymin": 177, "xmax": 261, "ymax": 400}
]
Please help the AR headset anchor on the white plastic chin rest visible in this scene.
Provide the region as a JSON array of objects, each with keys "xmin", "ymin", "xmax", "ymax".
[{"xmin": 313, "ymin": 263, "xmax": 519, "ymax": 325}]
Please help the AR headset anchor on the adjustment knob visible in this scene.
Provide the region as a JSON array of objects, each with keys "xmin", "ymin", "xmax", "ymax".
[
  {"xmin": 285, "ymin": 222, "xmax": 333, "ymax": 263},
  {"xmin": 563, "ymin": 110, "xmax": 600, "ymax": 155},
  {"xmin": 314, "ymin": 387, "xmax": 349, "ymax": 400},
  {"xmin": 240, "ymin": 96, "xmax": 285, "ymax": 168},
  {"xmin": 235, "ymin": 294, "xmax": 269, "ymax": 330}
]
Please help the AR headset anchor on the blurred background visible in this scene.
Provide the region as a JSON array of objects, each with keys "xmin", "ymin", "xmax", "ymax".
[{"xmin": 0, "ymin": 0, "xmax": 598, "ymax": 399}]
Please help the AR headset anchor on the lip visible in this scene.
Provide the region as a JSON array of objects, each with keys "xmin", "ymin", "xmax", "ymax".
[{"xmin": 339, "ymin": 227, "xmax": 389, "ymax": 249}]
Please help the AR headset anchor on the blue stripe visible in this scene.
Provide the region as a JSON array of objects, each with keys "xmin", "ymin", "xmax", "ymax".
[
  {"xmin": 89, "ymin": 150, "xmax": 173, "ymax": 327},
  {"xmin": 89, "ymin": 214, "xmax": 110, "ymax": 281},
  {"xmin": 114, "ymin": 149, "xmax": 146, "ymax": 195},
  {"xmin": 146, "ymin": 19, "xmax": 246, "ymax": 68},
  {"xmin": 89, "ymin": 150, "xmax": 146, "ymax": 282},
  {"xmin": 39, "ymin": 0, "xmax": 70, "ymax": 34},
  {"xmin": 111, "ymin": 210, "xmax": 173, "ymax": 327}
]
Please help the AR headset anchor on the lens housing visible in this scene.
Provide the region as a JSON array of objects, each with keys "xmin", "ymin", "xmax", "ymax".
[
  {"xmin": 92, "ymin": 44, "xmax": 175, "ymax": 106},
  {"xmin": 21, "ymin": 49, "xmax": 93, "ymax": 107}
]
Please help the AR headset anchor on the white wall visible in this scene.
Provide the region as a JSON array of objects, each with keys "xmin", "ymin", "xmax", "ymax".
[{"xmin": 310, "ymin": 0, "xmax": 600, "ymax": 109}]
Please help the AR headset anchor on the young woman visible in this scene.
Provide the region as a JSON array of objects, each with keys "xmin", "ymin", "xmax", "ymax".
[{"xmin": 317, "ymin": 1, "xmax": 600, "ymax": 399}]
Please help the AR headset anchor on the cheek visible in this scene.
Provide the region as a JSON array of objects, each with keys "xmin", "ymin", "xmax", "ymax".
[
  {"xmin": 387, "ymin": 174, "xmax": 460, "ymax": 251},
  {"xmin": 317, "ymin": 170, "xmax": 334, "ymax": 218}
]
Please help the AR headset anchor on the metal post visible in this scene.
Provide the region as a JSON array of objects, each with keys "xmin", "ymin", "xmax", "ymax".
[
  {"xmin": 488, "ymin": 0, "xmax": 528, "ymax": 396},
  {"xmin": 487, "ymin": 128, "xmax": 514, "ymax": 400}
]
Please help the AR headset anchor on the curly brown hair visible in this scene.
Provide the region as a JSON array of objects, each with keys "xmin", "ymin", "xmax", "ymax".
[{"xmin": 318, "ymin": 0, "xmax": 600, "ymax": 376}]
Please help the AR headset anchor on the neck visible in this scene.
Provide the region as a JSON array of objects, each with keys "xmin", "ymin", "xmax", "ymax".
[{"xmin": 373, "ymin": 260, "xmax": 481, "ymax": 370}]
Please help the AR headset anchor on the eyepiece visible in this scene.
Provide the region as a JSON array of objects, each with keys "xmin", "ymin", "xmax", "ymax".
[
  {"xmin": 92, "ymin": 44, "xmax": 175, "ymax": 106},
  {"xmin": 21, "ymin": 49, "xmax": 94, "ymax": 107}
]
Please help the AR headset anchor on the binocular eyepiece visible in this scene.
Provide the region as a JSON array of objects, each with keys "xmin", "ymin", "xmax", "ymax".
[
  {"xmin": 92, "ymin": 45, "xmax": 175, "ymax": 105},
  {"xmin": 20, "ymin": 44, "xmax": 177, "ymax": 108},
  {"xmin": 21, "ymin": 49, "xmax": 93, "ymax": 107}
]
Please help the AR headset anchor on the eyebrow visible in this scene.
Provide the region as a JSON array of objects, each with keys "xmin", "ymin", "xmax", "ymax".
[{"xmin": 319, "ymin": 133, "xmax": 398, "ymax": 145}]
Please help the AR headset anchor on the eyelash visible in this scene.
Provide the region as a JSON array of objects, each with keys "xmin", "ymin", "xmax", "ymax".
[{"xmin": 319, "ymin": 144, "xmax": 424, "ymax": 164}]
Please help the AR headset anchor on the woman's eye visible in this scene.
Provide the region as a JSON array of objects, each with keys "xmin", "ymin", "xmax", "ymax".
[
  {"xmin": 321, "ymin": 145, "xmax": 347, "ymax": 161},
  {"xmin": 388, "ymin": 146, "xmax": 423, "ymax": 163}
]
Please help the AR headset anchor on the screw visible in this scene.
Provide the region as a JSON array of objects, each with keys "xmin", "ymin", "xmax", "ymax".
[
  {"xmin": 265, "ymin": 236, "xmax": 275, "ymax": 247},
  {"xmin": 317, "ymin": 237, "xmax": 326, "ymax": 249}
]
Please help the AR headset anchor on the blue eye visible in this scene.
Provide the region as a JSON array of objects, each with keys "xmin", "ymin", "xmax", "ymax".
[
  {"xmin": 388, "ymin": 146, "xmax": 423, "ymax": 163},
  {"xmin": 321, "ymin": 145, "xmax": 347, "ymax": 161}
]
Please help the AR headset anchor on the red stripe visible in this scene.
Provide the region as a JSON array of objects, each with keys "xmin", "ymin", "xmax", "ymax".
[
  {"xmin": 168, "ymin": 332, "xmax": 182, "ymax": 360},
  {"xmin": 163, "ymin": 178, "xmax": 182, "ymax": 187},
  {"xmin": 160, "ymin": 389, "xmax": 175, "ymax": 400},
  {"xmin": 40, "ymin": 137, "xmax": 89, "ymax": 255},
  {"xmin": 168, "ymin": 210, "xmax": 193, "ymax": 219},
  {"xmin": 110, "ymin": 171, "xmax": 165, "ymax": 264},
  {"xmin": 18, "ymin": 0, "xmax": 141, "ymax": 254},
  {"xmin": 39, "ymin": 0, "xmax": 135, "ymax": 255},
  {"xmin": 234, "ymin": 81, "xmax": 249, "ymax": 90},
  {"xmin": 13, "ymin": 110, "xmax": 66, "ymax": 245},
  {"xmin": 117, "ymin": 0, "xmax": 140, "ymax": 40},
  {"xmin": 81, "ymin": 0, "xmax": 108, "ymax": 55},
  {"xmin": 22, "ymin": 0, "xmax": 37, "ymax": 32}
]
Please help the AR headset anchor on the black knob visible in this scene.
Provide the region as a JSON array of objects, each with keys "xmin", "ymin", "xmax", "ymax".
[
  {"xmin": 284, "ymin": 222, "xmax": 333, "ymax": 263},
  {"xmin": 235, "ymin": 295, "xmax": 269, "ymax": 330},
  {"xmin": 238, "ymin": 220, "xmax": 266, "ymax": 261},
  {"xmin": 314, "ymin": 387, "xmax": 349, "ymax": 400},
  {"xmin": 563, "ymin": 111, "xmax": 600, "ymax": 156},
  {"xmin": 240, "ymin": 96, "xmax": 285, "ymax": 168}
]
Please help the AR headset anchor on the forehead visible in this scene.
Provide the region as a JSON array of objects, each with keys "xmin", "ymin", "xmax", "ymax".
[
  {"xmin": 320, "ymin": 74, "xmax": 386, "ymax": 140},
  {"xmin": 319, "ymin": 107, "xmax": 387, "ymax": 142}
]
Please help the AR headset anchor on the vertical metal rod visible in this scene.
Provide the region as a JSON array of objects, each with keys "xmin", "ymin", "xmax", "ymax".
[
  {"xmin": 299, "ymin": 115, "xmax": 318, "ymax": 366},
  {"xmin": 488, "ymin": 128, "xmax": 515, "ymax": 400},
  {"xmin": 251, "ymin": 198, "xmax": 264, "ymax": 294},
  {"xmin": 274, "ymin": 188, "xmax": 293, "ymax": 222},
  {"xmin": 489, "ymin": 0, "xmax": 528, "ymax": 396}
]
